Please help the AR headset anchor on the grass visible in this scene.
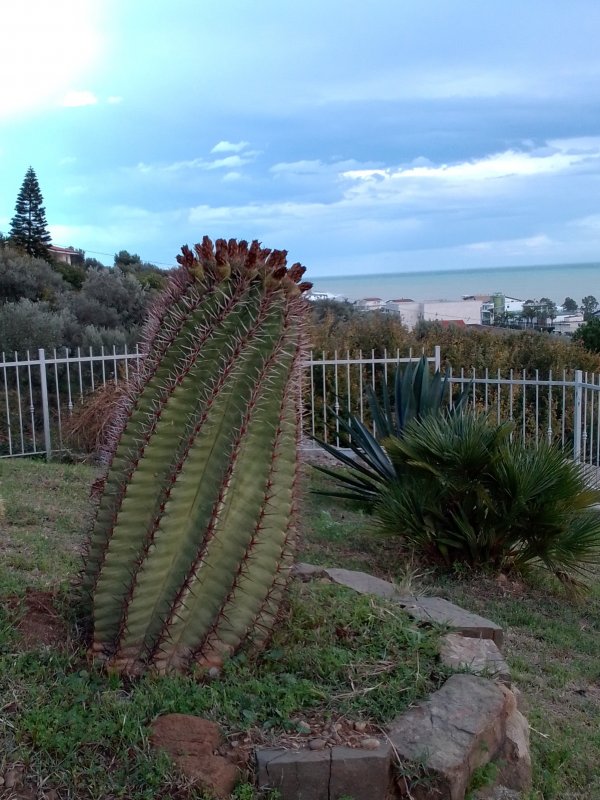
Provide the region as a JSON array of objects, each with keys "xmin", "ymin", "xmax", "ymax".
[
  {"xmin": 4, "ymin": 455, "xmax": 598, "ymax": 798},
  {"xmin": 0, "ymin": 457, "xmax": 440, "ymax": 800},
  {"xmin": 301, "ymin": 467, "xmax": 600, "ymax": 800}
]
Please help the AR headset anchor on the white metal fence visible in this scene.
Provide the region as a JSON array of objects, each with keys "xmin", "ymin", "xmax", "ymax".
[{"xmin": 1, "ymin": 347, "xmax": 599, "ymax": 486}]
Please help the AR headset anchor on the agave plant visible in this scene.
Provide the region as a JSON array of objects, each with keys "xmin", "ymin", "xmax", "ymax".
[
  {"xmin": 81, "ymin": 237, "xmax": 311, "ymax": 675},
  {"xmin": 376, "ymin": 412, "xmax": 600, "ymax": 581},
  {"xmin": 313, "ymin": 356, "xmax": 471, "ymax": 507}
]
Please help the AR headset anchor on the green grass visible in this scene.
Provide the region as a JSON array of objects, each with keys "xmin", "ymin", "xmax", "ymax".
[
  {"xmin": 0, "ymin": 458, "xmax": 439, "ymax": 800},
  {"xmin": 6, "ymin": 456, "xmax": 599, "ymax": 798}
]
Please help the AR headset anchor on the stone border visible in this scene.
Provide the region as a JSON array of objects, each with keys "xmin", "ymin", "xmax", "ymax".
[{"xmin": 255, "ymin": 565, "xmax": 531, "ymax": 800}]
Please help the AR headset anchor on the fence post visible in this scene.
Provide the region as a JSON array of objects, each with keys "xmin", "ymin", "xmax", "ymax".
[
  {"xmin": 434, "ymin": 345, "xmax": 441, "ymax": 372},
  {"xmin": 573, "ymin": 369, "xmax": 583, "ymax": 462},
  {"xmin": 38, "ymin": 348, "xmax": 52, "ymax": 461}
]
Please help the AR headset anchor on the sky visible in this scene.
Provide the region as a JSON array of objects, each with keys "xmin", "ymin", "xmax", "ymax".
[{"xmin": 1, "ymin": 0, "xmax": 600, "ymax": 280}]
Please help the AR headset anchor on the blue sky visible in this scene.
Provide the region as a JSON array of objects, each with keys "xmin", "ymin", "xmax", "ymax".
[{"xmin": 2, "ymin": 0, "xmax": 600, "ymax": 278}]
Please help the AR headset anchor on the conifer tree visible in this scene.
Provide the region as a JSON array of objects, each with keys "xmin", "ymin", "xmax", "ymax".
[{"xmin": 9, "ymin": 167, "xmax": 52, "ymax": 260}]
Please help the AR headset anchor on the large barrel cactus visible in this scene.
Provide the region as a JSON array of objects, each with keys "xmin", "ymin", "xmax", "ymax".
[{"xmin": 82, "ymin": 237, "xmax": 311, "ymax": 675}]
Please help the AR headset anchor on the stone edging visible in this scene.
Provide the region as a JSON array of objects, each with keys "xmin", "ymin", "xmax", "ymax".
[{"xmin": 255, "ymin": 565, "xmax": 532, "ymax": 800}]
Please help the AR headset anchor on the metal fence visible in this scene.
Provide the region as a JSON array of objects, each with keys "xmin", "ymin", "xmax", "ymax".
[{"xmin": 1, "ymin": 347, "xmax": 599, "ymax": 486}]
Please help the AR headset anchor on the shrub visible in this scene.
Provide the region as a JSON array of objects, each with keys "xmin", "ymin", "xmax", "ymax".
[
  {"xmin": 0, "ymin": 246, "xmax": 67, "ymax": 303},
  {"xmin": 376, "ymin": 413, "xmax": 600, "ymax": 582},
  {"xmin": 0, "ymin": 299, "xmax": 74, "ymax": 354},
  {"xmin": 313, "ymin": 356, "xmax": 470, "ymax": 508}
]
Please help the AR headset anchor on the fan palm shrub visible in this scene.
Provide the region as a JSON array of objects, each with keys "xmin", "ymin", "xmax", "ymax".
[
  {"xmin": 376, "ymin": 412, "xmax": 600, "ymax": 582},
  {"xmin": 313, "ymin": 356, "xmax": 470, "ymax": 507}
]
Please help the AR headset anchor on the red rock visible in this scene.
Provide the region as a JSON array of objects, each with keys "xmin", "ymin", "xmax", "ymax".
[{"xmin": 150, "ymin": 714, "xmax": 239, "ymax": 798}]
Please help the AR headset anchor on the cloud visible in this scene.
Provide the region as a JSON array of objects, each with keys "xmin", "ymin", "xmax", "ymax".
[
  {"xmin": 342, "ymin": 145, "xmax": 597, "ymax": 186},
  {"xmin": 62, "ymin": 90, "xmax": 99, "ymax": 107},
  {"xmin": 107, "ymin": 96, "xmax": 123, "ymax": 105},
  {"xmin": 134, "ymin": 150, "xmax": 260, "ymax": 176},
  {"xmin": 211, "ymin": 140, "xmax": 250, "ymax": 153},
  {"xmin": 270, "ymin": 158, "xmax": 380, "ymax": 177},
  {"xmin": 0, "ymin": 1, "xmax": 102, "ymax": 119}
]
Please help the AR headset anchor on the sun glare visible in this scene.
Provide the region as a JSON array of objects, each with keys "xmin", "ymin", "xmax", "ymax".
[{"xmin": 1, "ymin": 0, "xmax": 103, "ymax": 118}]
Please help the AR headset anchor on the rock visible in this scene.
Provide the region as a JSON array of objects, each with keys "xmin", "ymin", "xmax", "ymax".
[
  {"xmin": 296, "ymin": 721, "xmax": 311, "ymax": 734},
  {"xmin": 256, "ymin": 748, "xmax": 331, "ymax": 800},
  {"xmin": 511, "ymin": 684, "xmax": 528, "ymax": 713},
  {"xmin": 329, "ymin": 744, "xmax": 393, "ymax": 799},
  {"xmin": 308, "ymin": 738, "xmax": 327, "ymax": 750},
  {"xmin": 440, "ymin": 633, "xmax": 511, "ymax": 685},
  {"xmin": 388, "ymin": 674, "xmax": 515, "ymax": 800},
  {"xmin": 323, "ymin": 568, "xmax": 399, "ymax": 599},
  {"xmin": 396, "ymin": 595, "xmax": 504, "ymax": 647},
  {"xmin": 150, "ymin": 714, "xmax": 239, "ymax": 799},
  {"xmin": 256, "ymin": 744, "xmax": 392, "ymax": 800},
  {"xmin": 4, "ymin": 768, "xmax": 22, "ymax": 790},
  {"xmin": 360, "ymin": 737, "xmax": 381, "ymax": 750},
  {"xmin": 496, "ymin": 709, "xmax": 532, "ymax": 792},
  {"xmin": 291, "ymin": 563, "xmax": 327, "ymax": 581},
  {"xmin": 354, "ymin": 720, "xmax": 368, "ymax": 732}
]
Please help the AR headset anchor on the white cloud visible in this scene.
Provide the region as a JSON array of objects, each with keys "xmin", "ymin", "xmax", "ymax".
[
  {"xmin": 342, "ymin": 147, "xmax": 595, "ymax": 185},
  {"xmin": 211, "ymin": 140, "xmax": 250, "ymax": 153},
  {"xmin": 134, "ymin": 150, "xmax": 259, "ymax": 176},
  {"xmin": 270, "ymin": 158, "xmax": 379, "ymax": 177},
  {"xmin": 0, "ymin": 0, "xmax": 102, "ymax": 118},
  {"xmin": 270, "ymin": 160, "xmax": 325, "ymax": 175},
  {"xmin": 107, "ymin": 96, "xmax": 123, "ymax": 105},
  {"xmin": 223, "ymin": 172, "xmax": 243, "ymax": 182},
  {"xmin": 62, "ymin": 90, "xmax": 98, "ymax": 107}
]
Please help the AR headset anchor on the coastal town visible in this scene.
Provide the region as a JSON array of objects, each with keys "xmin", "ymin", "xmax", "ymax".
[{"xmin": 308, "ymin": 290, "xmax": 588, "ymax": 334}]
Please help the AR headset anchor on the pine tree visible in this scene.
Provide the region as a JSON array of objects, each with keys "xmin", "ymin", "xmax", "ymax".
[{"xmin": 9, "ymin": 167, "xmax": 52, "ymax": 260}]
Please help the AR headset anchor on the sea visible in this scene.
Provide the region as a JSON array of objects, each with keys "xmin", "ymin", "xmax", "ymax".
[{"xmin": 309, "ymin": 261, "xmax": 600, "ymax": 305}]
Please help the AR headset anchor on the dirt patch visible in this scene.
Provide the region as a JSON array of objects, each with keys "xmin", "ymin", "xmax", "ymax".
[{"xmin": 9, "ymin": 589, "xmax": 67, "ymax": 649}]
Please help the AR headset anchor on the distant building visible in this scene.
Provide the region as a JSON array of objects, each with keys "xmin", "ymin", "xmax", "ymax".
[
  {"xmin": 356, "ymin": 297, "xmax": 385, "ymax": 310},
  {"xmin": 553, "ymin": 313, "xmax": 584, "ymax": 335},
  {"xmin": 423, "ymin": 299, "xmax": 484, "ymax": 327},
  {"xmin": 481, "ymin": 294, "xmax": 524, "ymax": 325},
  {"xmin": 49, "ymin": 245, "xmax": 84, "ymax": 266}
]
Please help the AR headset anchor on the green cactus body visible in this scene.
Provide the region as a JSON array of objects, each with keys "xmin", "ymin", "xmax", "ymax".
[{"xmin": 84, "ymin": 238, "xmax": 311, "ymax": 675}]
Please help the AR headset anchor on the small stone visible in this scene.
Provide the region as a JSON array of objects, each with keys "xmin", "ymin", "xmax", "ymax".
[
  {"xmin": 308, "ymin": 738, "xmax": 327, "ymax": 750},
  {"xmin": 208, "ymin": 666, "xmax": 220, "ymax": 679},
  {"xmin": 332, "ymin": 722, "xmax": 342, "ymax": 732},
  {"xmin": 4, "ymin": 769, "xmax": 20, "ymax": 790},
  {"xmin": 0, "ymin": 776, "xmax": 4, "ymax": 786},
  {"xmin": 296, "ymin": 721, "xmax": 311, "ymax": 735},
  {"xmin": 360, "ymin": 737, "xmax": 380, "ymax": 750},
  {"xmin": 354, "ymin": 721, "xmax": 367, "ymax": 732}
]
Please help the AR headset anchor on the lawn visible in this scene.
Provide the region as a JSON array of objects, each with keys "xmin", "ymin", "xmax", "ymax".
[
  {"xmin": 0, "ymin": 458, "xmax": 441, "ymax": 800},
  {"xmin": 2, "ymin": 456, "xmax": 599, "ymax": 799}
]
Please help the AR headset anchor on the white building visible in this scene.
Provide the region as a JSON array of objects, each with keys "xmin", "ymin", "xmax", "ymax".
[
  {"xmin": 355, "ymin": 297, "xmax": 385, "ymax": 310},
  {"xmin": 553, "ymin": 313, "xmax": 584, "ymax": 335},
  {"xmin": 423, "ymin": 299, "xmax": 484, "ymax": 327},
  {"xmin": 480, "ymin": 294, "xmax": 524, "ymax": 325}
]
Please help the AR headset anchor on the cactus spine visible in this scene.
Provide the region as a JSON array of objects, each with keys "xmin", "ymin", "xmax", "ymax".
[{"xmin": 83, "ymin": 237, "xmax": 311, "ymax": 675}]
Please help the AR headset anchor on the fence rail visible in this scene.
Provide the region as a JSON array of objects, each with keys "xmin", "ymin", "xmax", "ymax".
[{"xmin": 1, "ymin": 346, "xmax": 599, "ymax": 486}]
